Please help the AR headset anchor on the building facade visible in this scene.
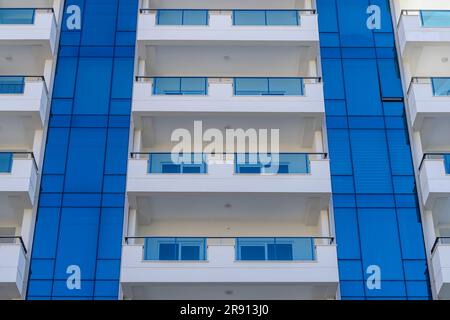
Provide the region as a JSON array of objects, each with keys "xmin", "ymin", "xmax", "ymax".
[{"xmin": 0, "ymin": 0, "xmax": 447, "ymax": 300}]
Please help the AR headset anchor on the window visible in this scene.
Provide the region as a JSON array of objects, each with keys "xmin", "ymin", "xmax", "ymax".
[
  {"xmin": 445, "ymin": 155, "xmax": 450, "ymax": 174},
  {"xmin": 153, "ymin": 78, "xmax": 207, "ymax": 95},
  {"xmin": 149, "ymin": 153, "xmax": 207, "ymax": 174},
  {"xmin": 0, "ymin": 76, "xmax": 25, "ymax": 94},
  {"xmin": 234, "ymin": 153, "xmax": 309, "ymax": 174},
  {"xmin": 236, "ymin": 238, "xmax": 315, "ymax": 261},
  {"xmin": 144, "ymin": 238, "xmax": 206, "ymax": 261},
  {"xmin": 0, "ymin": 9, "xmax": 35, "ymax": 24},
  {"xmin": 0, "ymin": 152, "xmax": 13, "ymax": 173}
]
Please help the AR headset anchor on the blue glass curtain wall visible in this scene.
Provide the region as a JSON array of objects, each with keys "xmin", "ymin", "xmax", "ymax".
[
  {"xmin": 27, "ymin": 0, "xmax": 138, "ymax": 300},
  {"xmin": 317, "ymin": 0, "xmax": 431, "ymax": 299}
]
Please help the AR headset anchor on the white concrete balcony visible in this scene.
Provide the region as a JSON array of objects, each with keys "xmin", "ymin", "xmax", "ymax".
[
  {"xmin": 126, "ymin": 153, "xmax": 331, "ymax": 197},
  {"xmin": 0, "ymin": 8, "xmax": 57, "ymax": 56},
  {"xmin": 431, "ymin": 239, "xmax": 450, "ymax": 299},
  {"xmin": 120, "ymin": 237, "xmax": 338, "ymax": 300},
  {"xmin": 132, "ymin": 77, "xmax": 324, "ymax": 116},
  {"xmin": 0, "ymin": 76, "xmax": 49, "ymax": 128},
  {"xmin": 0, "ymin": 152, "xmax": 38, "ymax": 207},
  {"xmin": 397, "ymin": 10, "xmax": 450, "ymax": 56},
  {"xmin": 0, "ymin": 237, "xmax": 27, "ymax": 299},
  {"xmin": 137, "ymin": 9, "xmax": 318, "ymax": 46},
  {"xmin": 418, "ymin": 154, "xmax": 450, "ymax": 208}
]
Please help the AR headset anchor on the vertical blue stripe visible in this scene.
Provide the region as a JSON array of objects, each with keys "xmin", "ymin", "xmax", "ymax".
[
  {"xmin": 317, "ymin": 0, "xmax": 431, "ymax": 299},
  {"xmin": 27, "ymin": 0, "xmax": 138, "ymax": 300}
]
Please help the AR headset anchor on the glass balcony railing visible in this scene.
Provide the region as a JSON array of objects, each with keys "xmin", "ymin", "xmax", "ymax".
[
  {"xmin": 446, "ymin": 155, "xmax": 450, "ymax": 174},
  {"xmin": 156, "ymin": 9, "xmax": 208, "ymax": 25},
  {"xmin": 143, "ymin": 237, "xmax": 207, "ymax": 261},
  {"xmin": 146, "ymin": 153, "xmax": 208, "ymax": 174},
  {"xmin": 234, "ymin": 78, "xmax": 304, "ymax": 96},
  {"xmin": 0, "ymin": 152, "xmax": 13, "ymax": 173},
  {"xmin": 233, "ymin": 10, "xmax": 299, "ymax": 26},
  {"xmin": 236, "ymin": 238, "xmax": 316, "ymax": 261},
  {"xmin": 153, "ymin": 77, "xmax": 208, "ymax": 95},
  {"xmin": 126, "ymin": 237, "xmax": 334, "ymax": 262},
  {"xmin": 432, "ymin": 78, "xmax": 450, "ymax": 96},
  {"xmin": 234, "ymin": 153, "xmax": 311, "ymax": 174},
  {"xmin": 420, "ymin": 10, "xmax": 450, "ymax": 28},
  {"xmin": 0, "ymin": 8, "xmax": 35, "ymax": 24},
  {"xmin": 0, "ymin": 76, "xmax": 25, "ymax": 94}
]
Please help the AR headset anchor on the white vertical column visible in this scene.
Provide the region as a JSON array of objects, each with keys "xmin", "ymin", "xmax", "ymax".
[
  {"xmin": 319, "ymin": 210, "xmax": 331, "ymax": 245},
  {"xmin": 20, "ymin": 209, "xmax": 33, "ymax": 251},
  {"xmin": 32, "ymin": 130, "xmax": 43, "ymax": 165},
  {"xmin": 43, "ymin": 59, "xmax": 53, "ymax": 92},
  {"xmin": 138, "ymin": 59, "xmax": 146, "ymax": 77},
  {"xmin": 424, "ymin": 210, "xmax": 437, "ymax": 253},
  {"xmin": 128, "ymin": 208, "xmax": 137, "ymax": 245},
  {"xmin": 142, "ymin": 0, "xmax": 150, "ymax": 9}
]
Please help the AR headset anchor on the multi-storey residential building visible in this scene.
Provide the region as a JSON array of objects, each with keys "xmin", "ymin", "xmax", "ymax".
[{"xmin": 0, "ymin": 0, "xmax": 444, "ymax": 301}]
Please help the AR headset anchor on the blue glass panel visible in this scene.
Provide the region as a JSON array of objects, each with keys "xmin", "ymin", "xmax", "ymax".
[
  {"xmin": 268, "ymin": 78, "xmax": 303, "ymax": 95},
  {"xmin": 144, "ymin": 238, "xmax": 206, "ymax": 261},
  {"xmin": 0, "ymin": 152, "xmax": 13, "ymax": 172},
  {"xmin": 180, "ymin": 78, "xmax": 207, "ymax": 94},
  {"xmin": 154, "ymin": 77, "xmax": 207, "ymax": 95},
  {"xmin": 236, "ymin": 238, "xmax": 314, "ymax": 261},
  {"xmin": 182, "ymin": 10, "xmax": 208, "ymax": 26},
  {"xmin": 432, "ymin": 78, "xmax": 450, "ymax": 96},
  {"xmin": 421, "ymin": 11, "xmax": 450, "ymax": 28},
  {"xmin": 266, "ymin": 11, "xmax": 299, "ymax": 26},
  {"xmin": 0, "ymin": 9, "xmax": 35, "ymax": 24},
  {"xmin": 148, "ymin": 153, "xmax": 207, "ymax": 174},
  {"xmin": 235, "ymin": 153, "xmax": 309, "ymax": 174},
  {"xmin": 234, "ymin": 78, "xmax": 268, "ymax": 95},
  {"xmin": 0, "ymin": 76, "xmax": 24, "ymax": 94},
  {"xmin": 233, "ymin": 10, "xmax": 266, "ymax": 25},
  {"xmin": 234, "ymin": 78, "xmax": 303, "ymax": 96},
  {"xmin": 157, "ymin": 10, "xmax": 182, "ymax": 25},
  {"xmin": 445, "ymin": 155, "xmax": 450, "ymax": 174}
]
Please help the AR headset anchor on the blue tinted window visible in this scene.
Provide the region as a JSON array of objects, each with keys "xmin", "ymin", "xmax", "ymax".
[
  {"xmin": 266, "ymin": 11, "xmax": 298, "ymax": 26},
  {"xmin": 157, "ymin": 10, "xmax": 208, "ymax": 25},
  {"xmin": 445, "ymin": 155, "xmax": 450, "ymax": 174},
  {"xmin": 234, "ymin": 78, "xmax": 303, "ymax": 96},
  {"xmin": 233, "ymin": 10, "xmax": 298, "ymax": 26},
  {"xmin": 144, "ymin": 238, "xmax": 206, "ymax": 261},
  {"xmin": 240, "ymin": 246, "xmax": 265, "ymax": 260},
  {"xmin": 157, "ymin": 10, "xmax": 182, "ymax": 25},
  {"xmin": 268, "ymin": 244, "xmax": 293, "ymax": 260},
  {"xmin": 149, "ymin": 153, "xmax": 207, "ymax": 174},
  {"xmin": 159, "ymin": 243, "xmax": 179, "ymax": 260}
]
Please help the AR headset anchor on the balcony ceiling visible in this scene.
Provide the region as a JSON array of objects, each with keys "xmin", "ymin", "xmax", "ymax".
[
  {"xmin": 134, "ymin": 193, "xmax": 328, "ymax": 224},
  {"xmin": 0, "ymin": 0, "xmax": 54, "ymax": 8},
  {"xmin": 141, "ymin": 45, "xmax": 316, "ymax": 77},
  {"xmin": 421, "ymin": 117, "xmax": 450, "ymax": 152},
  {"xmin": 138, "ymin": 114, "xmax": 320, "ymax": 151},
  {"xmin": 0, "ymin": 115, "xmax": 37, "ymax": 149},
  {"xmin": 0, "ymin": 45, "xmax": 48, "ymax": 76}
]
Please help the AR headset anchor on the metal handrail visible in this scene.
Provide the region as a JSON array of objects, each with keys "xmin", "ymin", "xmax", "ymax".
[
  {"xmin": 431, "ymin": 237, "xmax": 450, "ymax": 255},
  {"xmin": 140, "ymin": 8, "xmax": 317, "ymax": 14},
  {"xmin": 0, "ymin": 236, "xmax": 27, "ymax": 255},
  {"xmin": 418, "ymin": 153, "xmax": 449, "ymax": 172},
  {"xmin": 135, "ymin": 76, "xmax": 322, "ymax": 83},
  {"xmin": 125, "ymin": 236, "xmax": 334, "ymax": 245},
  {"xmin": 130, "ymin": 152, "xmax": 328, "ymax": 159},
  {"xmin": 0, "ymin": 151, "xmax": 38, "ymax": 172}
]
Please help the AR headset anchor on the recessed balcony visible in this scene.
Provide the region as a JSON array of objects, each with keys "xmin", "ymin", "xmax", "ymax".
[
  {"xmin": 0, "ymin": 236, "xmax": 27, "ymax": 299},
  {"xmin": 0, "ymin": 8, "xmax": 57, "ymax": 56},
  {"xmin": 132, "ymin": 77, "xmax": 324, "ymax": 116},
  {"xmin": 0, "ymin": 76, "xmax": 49, "ymax": 129},
  {"xmin": 120, "ymin": 236, "xmax": 338, "ymax": 300},
  {"xmin": 126, "ymin": 152, "xmax": 331, "ymax": 196},
  {"xmin": 418, "ymin": 154, "xmax": 450, "ymax": 208},
  {"xmin": 0, "ymin": 152, "xmax": 38, "ymax": 207},
  {"xmin": 137, "ymin": 9, "xmax": 318, "ymax": 45}
]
